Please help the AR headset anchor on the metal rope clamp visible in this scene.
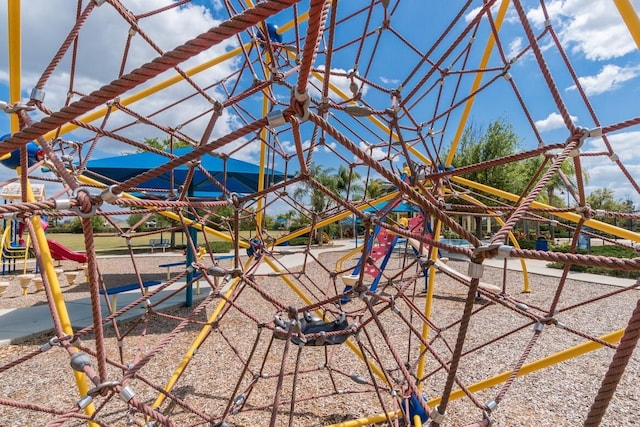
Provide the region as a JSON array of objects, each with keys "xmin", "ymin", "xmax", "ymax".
[
  {"xmin": 267, "ymin": 109, "xmax": 286, "ymax": 127},
  {"xmin": 100, "ymin": 184, "xmax": 121, "ymax": 204},
  {"xmin": 87, "ymin": 380, "xmax": 120, "ymax": 397},
  {"xmin": 431, "ymin": 405, "xmax": 446, "ymax": 424},
  {"xmin": 70, "ymin": 352, "xmax": 92, "ymax": 372},
  {"xmin": 72, "ymin": 187, "xmax": 102, "ymax": 218},
  {"xmin": 496, "ymin": 245, "xmax": 513, "ymax": 259},
  {"xmin": 292, "ymin": 88, "xmax": 311, "ymax": 122},
  {"xmin": 0, "ymin": 101, "xmax": 36, "ymax": 113}
]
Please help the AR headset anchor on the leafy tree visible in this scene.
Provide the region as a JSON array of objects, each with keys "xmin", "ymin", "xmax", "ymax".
[
  {"xmin": 140, "ymin": 137, "xmax": 191, "ymax": 152},
  {"xmin": 293, "ymin": 163, "xmax": 340, "ymax": 244},
  {"xmin": 587, "ymin": 188, "xmax": 624, "ymax": 211},
  {"xmin": 128, "ymin": 212, "xmax": 144, "ymax": 228},
  {"xmin": 69, "ymin": 216, "xmax": 107, "ymax": 233},
  {"xmin": 294, "ymin": 163, "xmax": 339, "ymax": 213},
  {"xmin": 365, "ymin": 178, "xmax": 392, "ymax": 199},
  {"xmin": 336, "ymin": 165, "xmax": 363, "ymax": 200},
  {"xmin": 586, "ymin": 188, "xmax": 637, "ymax": 233},
  {"xmin": 512, "ymin": 155, "xmax": 584, "ymax": 239},
  {"xmin": 452, "ymin": 118, "xmax": 521, "ymax": 236},
  {"xmin": 336, "ymin": 165, "xmax": 363, "ymax": 237},
  {"xmin": 453, "ymin": 119, "xmax": 522, "ymax": 194}
]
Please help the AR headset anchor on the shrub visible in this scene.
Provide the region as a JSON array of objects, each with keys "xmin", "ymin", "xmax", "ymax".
[
  {"xmin": 546, "ymin": 244, "xmax": 638, "ymax": 279},
  {"xmin": 288, "ymin": 236, "xmax": 311, "ymax": 246},
  {"xmin": 208, "ymin": 241, "xmax": 233, "ymax": 253}
]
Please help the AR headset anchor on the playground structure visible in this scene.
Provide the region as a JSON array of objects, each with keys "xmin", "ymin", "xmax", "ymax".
[
  {"xmin": 0, "ymin": 150, "xmax": 87, "ymax": 274},
  {"xmin": 0, "ymin": 1, "xmax": 639, "ymax": 426}
]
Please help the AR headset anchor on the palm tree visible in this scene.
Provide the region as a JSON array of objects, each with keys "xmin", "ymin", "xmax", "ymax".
[
  {"xmin": 336, "ymin": 165, "xmax": 363, "ymax": 200},
  {"xmin": 336, "ymin": 165, "xmax": 363, "ymax": 237},
  {"xmin": 365, "ymin": 178, "xmax": 390, "ymax": 200},
  {"xmin": 293, "ymin": 163, "xmax": 340, "ymax": 244}
]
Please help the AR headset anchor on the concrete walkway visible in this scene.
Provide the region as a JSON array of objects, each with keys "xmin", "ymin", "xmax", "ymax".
[{"xmin": 0, "ymin": 239, "xmax": 636, "ymax": 346}]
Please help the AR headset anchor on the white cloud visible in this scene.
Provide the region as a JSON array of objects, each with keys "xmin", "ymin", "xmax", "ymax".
[
  {"xmin": 358, "ymin": 141, "xmax": 388, "ymax": 162},
  {"xmin": 567, "ymin": 64, "xmax": 640, "ymax": 96},
  {"xmin": 534, "ymin": 112, "xmax": 578, "ymax": 132},
  {"xmin": 310, "ymin": 66, "xmax": 368, "ymax": 102},
  {"xmin": 465, "ymin": 2, "xmax": 520, "ymax": 25},
  {"xmin": 582, "ymin": 161, "xmax": 640, "ymax": 206},
  {"xmin": 0, "ymin": 0, "xmax": 264, "ymax": 168},
  {"xmin": 380, "ymin": 76, "xmax": 400, "ymax": 86},
  {"xmin": 464, "ymin": 3, "xmax": 502, "ymax": 23},
  {"xmin": 584, "ymin": 131, "xmax": 640, "ymax": 163},
  {"xmin": 0, "ymin": 0, "xmax": 238, "ymax": 114},
  {"xmin": 323, "ymin": 141, "xmax": 337, "ymax": 153},
  {"xmin": 507, "ymin": 37, "xmax": 523, "ymax": 60},
  {"xmin": 281, "ymin": 139, "xmax": 313, "ymax": 157},
  {"xmin": 527, "ymin": 0, "xmax": 639, "ymax": 60},
  {"xmin": 580, "ymin": 131, "xmax": 640, "ymax": 206}
]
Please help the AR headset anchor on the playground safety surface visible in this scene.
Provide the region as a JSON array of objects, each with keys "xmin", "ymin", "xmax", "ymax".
[{"xmin": 0, "ymin": 242, "xmax": 638, "ymax": 426}]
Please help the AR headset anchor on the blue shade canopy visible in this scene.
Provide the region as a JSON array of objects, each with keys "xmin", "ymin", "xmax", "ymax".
[
  {"xmin": 83, "ymin": 148, "xmax": 290, "ymax": 199},
  {"xmin": 364, "ymin": 200, "xmax": 420, "ymax": 214}
]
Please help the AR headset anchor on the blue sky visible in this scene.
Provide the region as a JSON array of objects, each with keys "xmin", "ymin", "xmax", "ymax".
[{"xmin": 0, "ymin": 0, "xmax": 639, "ymax": 213}]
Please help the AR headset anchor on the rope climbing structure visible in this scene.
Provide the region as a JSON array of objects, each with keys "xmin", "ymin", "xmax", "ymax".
[{"xmin": 1, "ymin": 1, "xmax": 640, "ymax": 426}]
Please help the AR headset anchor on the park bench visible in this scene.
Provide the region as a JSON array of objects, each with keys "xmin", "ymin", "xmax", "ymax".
[
  {"xmin": 149, "ymin": 239, "xmax": 170, "ymax": 252},
  {"xmin": 99, "ymin": 280, "xmax": 162, "ymax": 311}
]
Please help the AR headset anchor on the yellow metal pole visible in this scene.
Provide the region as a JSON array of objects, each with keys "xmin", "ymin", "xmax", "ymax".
[
  {"xmin": 41, "ymin": 43, "xmax": 252, "ymax": 141},
  {"xmin": 427, "ymin": 329, "xmax": 624, "ymax": 406},
  {"xmin": 75, "ymin": 174, "xmax": 249, "ymax": 248},
  {"xmin": 325, "ymin": 411, "xmax": 399, "ymax": 427},
  {"xmin": 458, "ymin": 193, "xmax": 531, "ymax": 293},
  {"xmin": 331, "ymin": 328, "xmax": 624, "ymax": 427},
  {"xmin": 273, "ymin": 191, "xmax": 399, "ymax": 246},
  {"xmin": 152, "ymin": 258, "xmax": 253, "ymax": 409},
  {"xmin": 278, "ymin": 9, "xmax": 310, "ymax": 33},
  {"xmin": 262, "ymin": 256, "xmax": 387, "ymax": 381},
  {"xmin": 20, "ymin": 169, "xmax": 97, "ymax": 423},
  {"xmin": 255, "ymin": 54, "xmax": 270, "ymax": 231},
  {"xmin": 444, "ymin": 0, "xmax": 511, "ymax": 168},
  {"xmin": 7, "ymin": 0, "xmax": 21, "ymax": 135},
  {"xmin": 2, "ymin": 0, "xmax": 22, "ymax": 162},
  {"xmin": 416, "ymin": 220, "xmax": 442, "ymax": 383},
  {"xmin": 453, "ymin": 176, "xmax": 640, "ymax": 243},
  {"xmin": 614, "ymin": 0, "xmax": 640, "ymax": 52}
]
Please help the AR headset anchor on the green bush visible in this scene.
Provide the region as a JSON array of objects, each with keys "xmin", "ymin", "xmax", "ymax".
[
  {"xmin": 516, "ymin": 239, "xmax": 537, "ymax": 250},
  {"xmin": 288, "ymin": 236, "xmax": 311, "ymax": 246},
  {"xmin": 208, "ymin": 241, "xmax": 233, "ymax": 253},
  {"xmin": 546, "ymin": 244, "xmax": 638, "ymax": 279}
]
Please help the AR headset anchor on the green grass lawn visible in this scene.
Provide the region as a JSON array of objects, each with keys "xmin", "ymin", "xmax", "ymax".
[
  {"xmin": 47, "ymin": 233, "xmax": 157, "ymax": 252},
  {"xmin": 46, "ymin": 230, "xmax": 269, "ymax": 253}
]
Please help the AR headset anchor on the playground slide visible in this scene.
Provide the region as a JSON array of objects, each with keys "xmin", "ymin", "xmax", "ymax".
[
  {"xmin": 432, "ymin": 258, "xmax": 501, "ymax": 293},
  {"xmin": 47, "ymin": 239, "xmax": 88, "ymax": 263}
]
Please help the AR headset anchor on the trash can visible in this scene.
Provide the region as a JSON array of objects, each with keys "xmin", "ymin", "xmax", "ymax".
[
  {"xmin": 535, "ymin": 236, "xmax": 548, "ymax": 251},
  {"xmin": 578, "ymin": 232, "xmax": 590, "ymax": 252}
]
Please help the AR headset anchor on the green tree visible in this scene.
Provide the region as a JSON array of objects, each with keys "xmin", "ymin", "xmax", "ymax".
[
  {"xmin": 452, "ymin": 118, "xmax": 521, "ymax": 236},
  {"xmin": 293, "ymin": 163, "xmax": 340, "ymax": 244},
  {"xmin": 336, "ymin": 165, "xmax": 363, "ymax": 200},
  {"xmin": 453, "ymin": 119, "xmax": 522, "ymax": 194},
  {"xmin": 127, "ymin": 212, "xmax": 144, "ymax": 228},
  {"xmin": 365, "ymin": 178, "xmax": 392, "ymax": 199},
  {"xmin": 336, "ymin": 165, "xmax": 363, "ymax": 237},
  {"xmin": 294, "ymin": 163, "xmax": 339, "ymax": 213},
  {"xmin": 587, "ymin": 188, "xmax": 632, "ymax": 232},
  {"xmin": 140, "ymin": 137, "xmax": 191, "ymax": 152},
  {"xmin": 69, "ymin": 216, "xmax": 107, "ymax": 233},
  {"xmin": 512, "ymin": 155, "xmax": 584, "ymax": 239}
]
